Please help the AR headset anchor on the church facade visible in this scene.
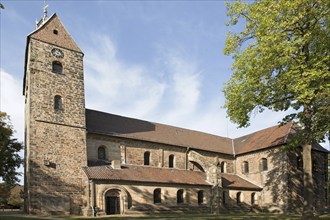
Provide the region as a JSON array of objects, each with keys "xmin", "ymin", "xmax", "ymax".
[{"xmin": 23, "ymin": 13, "xmax": 328, "ymax": 216}]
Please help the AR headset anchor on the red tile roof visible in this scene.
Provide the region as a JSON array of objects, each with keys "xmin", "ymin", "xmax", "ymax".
[
  {"xmin": 82, "ymin": 165, "xmax": 261, "ymax": 190},
  {"xmin": 82, "ymin": 165, "xmax": 211, "ymax": 186},
  {"xmin": 86, "ymin": 109, "xmax": 233, "ymax": 154},
  {"xmin": 86, "ymin": 109, "xmax": 329, "ymax": 155},
  {"xmin": 234, "ymin": 122, "xmax": 294, "ymax": 155}
]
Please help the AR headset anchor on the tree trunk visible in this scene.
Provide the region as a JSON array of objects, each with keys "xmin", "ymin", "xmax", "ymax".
[{"xmin": 302, "ymin": 143, "xmax": 314, "ymax": 220}]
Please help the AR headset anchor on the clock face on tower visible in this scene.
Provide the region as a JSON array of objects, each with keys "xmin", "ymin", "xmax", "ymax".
[{"xmin": 51, "ymin": 48, "xmax": 64, "ymax": 58}]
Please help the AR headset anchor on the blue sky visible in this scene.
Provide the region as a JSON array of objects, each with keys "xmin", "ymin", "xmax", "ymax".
[{"xmin": 1, "ymin": 0, "xmax": 329, "ymax": 155}]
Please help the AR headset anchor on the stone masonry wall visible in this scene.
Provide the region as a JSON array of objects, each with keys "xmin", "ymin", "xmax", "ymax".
[
  {"xmin": 235, "ymin": 148, "xmax": 289, "ymax": 212},
  {"xmin": 286, "ymin": 148, "xmax": 328, "ymax": 212},
  {"xmin": 94, "ymin": 181, "xmax": 211, "ymax": 214},
  {"xmin": 25, "ymin": 37, "xmax": 87, "ymax": 215}
]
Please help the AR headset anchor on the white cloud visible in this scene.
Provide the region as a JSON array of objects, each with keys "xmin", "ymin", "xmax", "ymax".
[
  {"xmin": 84, "ymin": 34, "xmax": 203, "ymax": 123},
  {"xmin": 81, "ymin": 35, "xmax": 329, "ymax": 151},
  {"xmin": 1, "ymin": 69, "xmax": 24, "ymax": 142}
]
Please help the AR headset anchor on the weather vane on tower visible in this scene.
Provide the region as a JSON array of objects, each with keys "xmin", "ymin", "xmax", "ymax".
[
  {"xmin": 43, "ymin": 0, "xmax": 48, "ymax": 21},
  {"xmin": 36, "ymin": 0, "xmax": 48, "ymax": 28}
]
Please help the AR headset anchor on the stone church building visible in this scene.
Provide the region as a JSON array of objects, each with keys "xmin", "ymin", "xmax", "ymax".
[{"xmin": 23, "ymin": 12, "xmax": 328, "ymax": 216}]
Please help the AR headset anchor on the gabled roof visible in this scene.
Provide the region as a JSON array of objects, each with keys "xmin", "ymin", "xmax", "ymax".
[
  {"xmin": 234, "ymin": 122, "xmax": 329, "ymax": 155},
  {"xmin": 86, "ymin": 109, "xmax": 329, "ymax": 155},
  {"xmin": 82, "ymin": 165, "xmax": 261, "ymax": 190},
  {"xmin": 86, "ymin": 109, "xmax": 233, "ymax": 155},
  {"xmin": 28, "ymin": 13, "xmax": 81, "ymax": 52},
  {"xmin": 23, "ymin": 13, "xmax": 82, "ymax": 95},
  {"xmin": 234, "ymin": 122, "xmax": 294, "ymax": 155}
]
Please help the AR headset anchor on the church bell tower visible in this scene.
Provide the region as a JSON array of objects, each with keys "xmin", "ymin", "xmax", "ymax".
[{"xmin": 23, "ymin": 6, "xmax": 88, "ymax": 215}]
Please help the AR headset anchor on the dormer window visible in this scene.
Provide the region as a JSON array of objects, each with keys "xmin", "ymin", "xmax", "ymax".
[{"xmin": 52, "ymin": 61, "xmax": 63, "ymax": 74}]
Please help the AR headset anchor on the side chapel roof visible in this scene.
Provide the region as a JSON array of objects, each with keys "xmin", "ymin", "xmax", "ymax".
[{"xmin": 82, "ymin": 165, "xmax": 261, "ymax": 190}]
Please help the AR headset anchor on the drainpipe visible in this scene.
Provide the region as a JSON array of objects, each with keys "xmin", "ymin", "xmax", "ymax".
[{"xmin": 185, "ymin": 147, "xmax": 190, "ymax": 170}]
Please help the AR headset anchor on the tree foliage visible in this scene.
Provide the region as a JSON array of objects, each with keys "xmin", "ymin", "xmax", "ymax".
[
  {"xmin": 223, "ymin": 0, "xmax": 329, "ymax": 218},
  {"xmin": 0, "ymin": 112, "xmax": 23, "ymax": 184},
  {"xmin": 224, "ymin": 0, "xmax": 330, "ymax": 144}
]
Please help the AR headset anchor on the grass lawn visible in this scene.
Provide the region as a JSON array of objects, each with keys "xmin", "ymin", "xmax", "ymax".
[{"xmin": 0, "ymin": 212, "xmax": 329, "ymax": 220}]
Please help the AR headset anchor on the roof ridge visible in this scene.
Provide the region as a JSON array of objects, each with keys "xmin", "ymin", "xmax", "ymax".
[{"xmin": 86, "ymin": 108, "xmax": 232, "ymax": 141}]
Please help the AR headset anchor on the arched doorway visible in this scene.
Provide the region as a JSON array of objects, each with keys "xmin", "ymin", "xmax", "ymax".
[{"xmin": 105, "ymin": 189, "xmax": 120, "ymax": 215}]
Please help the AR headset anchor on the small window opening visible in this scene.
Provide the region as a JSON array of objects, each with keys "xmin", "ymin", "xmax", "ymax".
[
  {"xmin": 54, "ymin": 95, "xmax": 62, "ymax": 111},
  {"xmin": 98, "ymin": 146, "xmax": 106, "ymax": 160},
  {"xmin": 53, "ymin": 29, "xmax": 58, "ymax": 35},
  {"xmin": 154, "ymin": 188, "xmax": 161, "ymax": 204},
  {"xmin": 260, "ymin": 158, "xmax": 268, "ymax": 171},
  {"xmin": 144, "ymin": 151, "xmax": 150, "ymax": 165},
  {"xmin": 242, "ymin": 161, "xmax": 249, "ymax": 174},
  {"xmin": 52, "ymin": 61, "xmax": 63, "ymax": 74},
  {"xmin": 251, "ymin": 193, "xmax": 256, "ymax": 205},
  {"xmin": 220, "ymin": 161, "xmax": 226, "ymax": 173},
  {"xmin": 177, "ymin": 189, "xmax": 184, "ymax": 204},
  {"xmin": 237, "ymin": 192, "xmax": 242, "ymax": 205},
  {"xmin": 198, "ymin": 190, "xmax": 204, "ymax": 204},
  {"xmin": 169, "ymin": 154, "xmax": 174, "ymax": 168}
]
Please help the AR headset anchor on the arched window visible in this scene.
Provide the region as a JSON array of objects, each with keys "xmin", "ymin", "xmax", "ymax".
[
  {"xmin": 153, "ymin": 188, "xmax": 161, "ymax": 204},
  {"xmin": 52, "ymin": 61, "xmax": 63, "ymax": 74},
  {"xmin": 242, "ymin": 161, "xmax": 249, "ymax": 174},
  {"xmin": 54, "ymin": 95, "xmax": 62, "ymax": 111},
  {"xmin": 198, "ymin": 190, "xmax": 204, "ymax": 204},
  {"xmin": 251, "ymin": 192, "xmax": 256, "ymax": 205},
  {"xmin": 169, "ymin": 154, "xmax": 175, "ymax": 168},
  {"xmin": 260, "ymin": 158, "xmax": 268, "ymax": 171},
  {"xmin": 98, "ymin": 146, "xmax": 106, "ymax": 160},
  {"xmin": 220, "ymin": 161, "xmax": 226, "ymax": 173},
  {"xmin": 177, "ymin": 189, "xmax": 184, "ymax": 204},
  {"xmin": 236, "ymin": 192, "xmax": 242, "ymax": 205},
  {"xmin": 144, "ymin": 151, "xmax": 150, "ymax": 165}
]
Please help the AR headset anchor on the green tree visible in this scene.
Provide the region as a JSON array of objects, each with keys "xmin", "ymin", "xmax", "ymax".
[
  {"xmin": 0, "ymin": 112, "xmax": 23, "ymax": 184},
  {"xmin": 0, "ymin": 3, "xmax": 4, "ymax": 9},
  {"xmin": 223, "ymin": 0, "xmax": 330, "ymax": 219}
]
